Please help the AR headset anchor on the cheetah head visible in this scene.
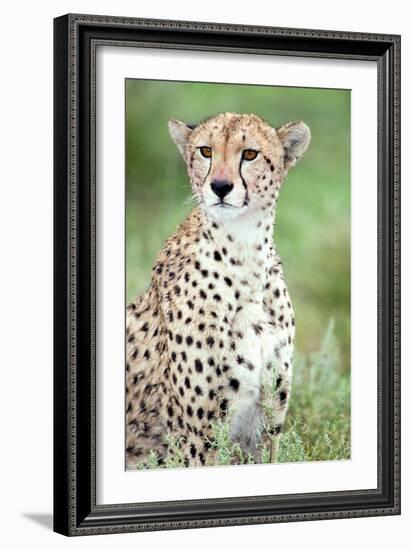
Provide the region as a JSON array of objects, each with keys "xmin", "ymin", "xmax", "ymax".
[{"xmin": 169, "ymin": 112, "xmax": 310, "ymax": 222}]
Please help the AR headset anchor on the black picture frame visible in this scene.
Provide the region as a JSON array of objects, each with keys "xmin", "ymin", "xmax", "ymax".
[{"xmin": 53, "ymin": 13, "xmax": 401, "ymax": 536}]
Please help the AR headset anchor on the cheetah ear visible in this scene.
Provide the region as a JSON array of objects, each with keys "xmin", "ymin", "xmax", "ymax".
[
  {"xmin": 277, "ymin": 121, "xmax": 311, "ymax": 170},
  {"xmin": 168, "ymin": 119, "xmax": 195, "ymax": 159}
]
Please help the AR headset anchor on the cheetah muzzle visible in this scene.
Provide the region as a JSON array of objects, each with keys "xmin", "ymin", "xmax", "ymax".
[{"xmin": 126, "ymin": 112, "xmax": 311, "ymax": 468}]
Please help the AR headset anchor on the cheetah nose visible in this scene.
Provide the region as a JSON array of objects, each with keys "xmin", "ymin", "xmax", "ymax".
[{"xmin": 210, "ymin": 180, "xmax": 234, "ymax": 200}]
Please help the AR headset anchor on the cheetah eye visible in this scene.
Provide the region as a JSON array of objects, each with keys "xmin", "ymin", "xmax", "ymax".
[
  {"xmin": 199, "ymin": 146, "xmax": 212, "ymax": 158},
  {"xmin": 242, "ymin": 149, "xmax": 259, "ymax": 161}
]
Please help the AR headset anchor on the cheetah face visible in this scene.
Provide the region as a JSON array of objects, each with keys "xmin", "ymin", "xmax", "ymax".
[{"xmin": 169, "ymin": 113, "xmax": 310, "ymax": 222}]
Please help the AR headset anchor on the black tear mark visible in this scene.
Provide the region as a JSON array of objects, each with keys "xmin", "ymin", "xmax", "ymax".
[{"xmin": 238, "ymin": 158, "xmax": 250, "ymax": 206}]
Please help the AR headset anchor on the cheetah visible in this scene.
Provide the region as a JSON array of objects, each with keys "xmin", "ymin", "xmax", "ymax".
[{"xmin": 126, "ymin": 112, "xmax": 310, "ymax": 468}]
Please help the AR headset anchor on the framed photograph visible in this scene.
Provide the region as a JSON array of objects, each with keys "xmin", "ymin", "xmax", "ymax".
[{"xmin": 53, "ymin": 14, "xmax": 401, "ymax": 536}]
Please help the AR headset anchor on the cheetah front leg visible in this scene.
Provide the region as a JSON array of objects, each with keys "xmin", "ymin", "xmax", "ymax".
[
  {"xmin": 227, "ymin": 308, "xmax": 269, "ymax": 461},
  {"xmin": 229, "ymin": 382, "xmax": 263, "ymax": 462}
]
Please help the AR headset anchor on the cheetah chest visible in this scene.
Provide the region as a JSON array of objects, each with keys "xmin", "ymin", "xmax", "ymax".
[{"xmin": 192, "ymin": 238, "xmax": 279, "ymax": 396}]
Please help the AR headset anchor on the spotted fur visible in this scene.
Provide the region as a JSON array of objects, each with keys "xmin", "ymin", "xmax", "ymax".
[{"xmin": 126, "ymin": 112, "xmax": 311, "ymax": 467}]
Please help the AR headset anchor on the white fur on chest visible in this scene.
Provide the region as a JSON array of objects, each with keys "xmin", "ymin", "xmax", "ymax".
[{"xmin": 199, "ymin": 211, "xmax": 280, "ymax": 376}]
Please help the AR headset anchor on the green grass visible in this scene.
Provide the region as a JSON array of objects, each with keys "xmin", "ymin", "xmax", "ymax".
[
  {"xmin": 278, "ymin": 320, "xmax": 350, "ymax": 463},
  {"xmin": 125, "ymin": 79, "xmax": 351, "ymax": 465}
]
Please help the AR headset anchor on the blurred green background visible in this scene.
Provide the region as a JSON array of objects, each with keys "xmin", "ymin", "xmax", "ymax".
[{"xmin": 126, "ymin": 80, "xmax": 351, "ymax": 461}]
